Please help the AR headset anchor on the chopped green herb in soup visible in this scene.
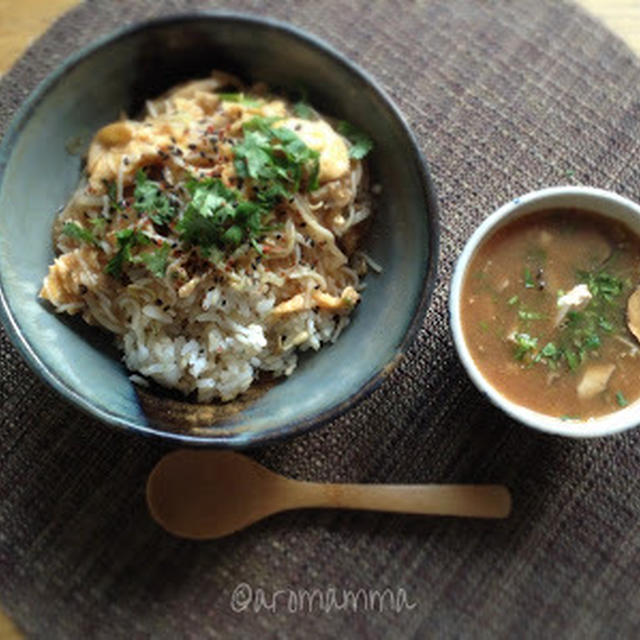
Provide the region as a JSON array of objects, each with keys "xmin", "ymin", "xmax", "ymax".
[{"xmin": 461, "ymin": 209, "xmax": 640, "ymax": 420}]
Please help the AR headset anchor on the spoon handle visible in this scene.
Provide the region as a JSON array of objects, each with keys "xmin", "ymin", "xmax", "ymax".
[{"xmin": 292, "ymin": 482, "xmax": 511, "ymax": 519}]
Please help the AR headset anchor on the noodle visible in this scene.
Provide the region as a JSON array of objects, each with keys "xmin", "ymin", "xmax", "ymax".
[{"xmin": 39, "ymin": 72, "xmax": 375, "ymax": 402}]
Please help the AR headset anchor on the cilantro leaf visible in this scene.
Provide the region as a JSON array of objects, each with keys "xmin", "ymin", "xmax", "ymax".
[
  {"xmin": 234, "ymin": 117, "xmax": 320, "ymax": 193},
  {"xmin": 134, "ymin": 170, "xmax": 175, "ymax": 226},
  {"xmin": 107, "ymin": 181, "xmax": 122, "ymax": 212},
  {"xmin": 105, "ymin": 228, "xmax": 150, "ymax": 278},
  {"xmin": 217, "ymin": 92, "xmax": 262, "ymax": 107},
  {"xmin": 337, "ymin": 120, "xmax": 374, "ymax": 159},
  {"xmin": 233, "ymin": 130, "xmax": 277, "ymax": 182},
  {"xmin": 62, "ymin": 222, "xmax": 98, "ymax": 246},
  {"xmin": 523, "ymin": 267, "xmax": 535, "ymax": 288},
  {"xmin": 292, "ymin": 101, "xmax": 315, "ymax": 119},
  {"xmin": 616, "ymin": 391, "xmax": 629, "ymax": 407},
  {"xmin": 513, "ymin": 332, "xmax": 538, "ymax": 360},
  {"xmin": 136, "ymin": 243, "xmax": 171, "ymax": 278},
  {"xmin": 177, "ymin": 178, "xmax": 268, "ymax": 252}
]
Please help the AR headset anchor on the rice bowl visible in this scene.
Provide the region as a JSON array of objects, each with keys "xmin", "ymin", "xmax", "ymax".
[{"xmin": 0, "ymin": 14, "xmax": 438, "ymax": 445}]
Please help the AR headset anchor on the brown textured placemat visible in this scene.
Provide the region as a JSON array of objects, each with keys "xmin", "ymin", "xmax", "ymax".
[{"xmin": 3, "ymin": 0, "xmax": 640, "ymax": 638}]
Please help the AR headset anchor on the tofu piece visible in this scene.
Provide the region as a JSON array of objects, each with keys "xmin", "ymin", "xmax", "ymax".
[
  {"xmin": 555, "ymin": 284, "xmax": 592, "ymax": 327},
  {"xmin": 627, "ymin": 286, "xmax": 640, "ymax": 343},
  {"xmin": 577, "ymin": 363, "xmax": 615, "ymax": 400},
  {"xmin": 277, "ymin": 118, "xmax": 350, "ymax": 182}
]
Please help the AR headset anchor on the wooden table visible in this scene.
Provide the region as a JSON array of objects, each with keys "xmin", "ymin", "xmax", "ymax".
[{"xmin": 0, "ymin": 0, "xmax": 638, "ymax": 637}]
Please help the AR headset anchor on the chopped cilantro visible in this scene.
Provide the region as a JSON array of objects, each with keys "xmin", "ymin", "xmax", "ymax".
[
  {"xmin": 518, "ymin": 309, "xmax": 545, "ymax": 321},
  {"xmin": 513, "ymin": 333, "xmax": 538, "ymax": 360},
  {"xmin": 177, "ymin": 178, "xmax": 270, "ymax": 253},
  {"xmin": 135, "ymin": 243, "xmax": 171, "ymax": 277},
  {"xmin": 565, "ymin": 349, "xmax": 579, "ymax": 371},
  {"xmin": 523, "ymin": 267, "xmax": 535, "ymax": 288},
  {"xmin": 62, "ymin": 222, "xmax": 97, "ymax": 246},
  {"xmin": 105, "ymin": 228, "xmax": 150, "ymax": 278},
  {"xmin": 580, "ymin": 270, "xmax": 624, "ymax": 302},
  {"xmin": 336, "ymin": 120, "xmax": 374, "ymax": 159},
  {"xmin": 598, "ymin": 318, "xmax": 614, "ymax": 333},
  {"xmin": 217, "ymin": 92, "xmax": 262, "ymax": 107},
  {"xmin": 87, "ymin": 217, "xmax": 107, "ymax": 234},
  {"xmin": 134, "ymin": 170, "xmax": 175, "ymax": 226},
  {"xmin": 107, "ymin": 181, "xmax": 122, "ymax": 212},
  {"xmin": 616, "ymin": 391, "xmax": 629, "ymax": 407},
  {"xmin": 541, "ymin": 342, "xmax": 559, "ymax": 357},
  {"xmin": 234, "ymin": 117, "xmax": 320, "ymax": 192},
  {"xmin": 293, "ymin": 101, "xmax": 315, "ymax": 119}
]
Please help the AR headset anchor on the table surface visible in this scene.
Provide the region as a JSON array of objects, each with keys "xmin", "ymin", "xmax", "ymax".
[{"xmin": 0, "ymin": 0, "xmax": 639, "ymax": 637}]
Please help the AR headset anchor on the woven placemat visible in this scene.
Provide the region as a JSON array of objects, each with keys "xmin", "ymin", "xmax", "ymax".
[{"xmin": 3, "ymin": 0, "xmax": 640, "ymax": 637}]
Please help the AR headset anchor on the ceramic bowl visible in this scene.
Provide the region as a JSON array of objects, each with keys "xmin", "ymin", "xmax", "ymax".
[
  {"xmin": 450, "ymin": 185, "xmax": 640, "ymax": 438},
  {"xmin": 0, "ymin": 13, "xmax": 438, "ymax": 446}
]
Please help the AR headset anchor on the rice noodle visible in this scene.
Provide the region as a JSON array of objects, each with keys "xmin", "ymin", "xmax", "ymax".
[{"xmin": 40, "ymin": 72, "xmax": 376, "ymax": 402}]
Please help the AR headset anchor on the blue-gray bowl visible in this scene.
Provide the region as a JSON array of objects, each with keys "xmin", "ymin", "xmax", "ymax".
[{"xmin": 0, "ymin": 13, "xmax": 438, "ymax": 446}]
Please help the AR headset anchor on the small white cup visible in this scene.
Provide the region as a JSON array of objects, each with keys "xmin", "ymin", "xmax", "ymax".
[{"xmin": 450, "ymin": 186, "xmax": 640, "ymax": 438}]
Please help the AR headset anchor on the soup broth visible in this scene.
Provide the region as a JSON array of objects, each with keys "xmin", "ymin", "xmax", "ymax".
[{"xmin": 461, "ymin": 208, "xmax": 640, "ymax": 420}]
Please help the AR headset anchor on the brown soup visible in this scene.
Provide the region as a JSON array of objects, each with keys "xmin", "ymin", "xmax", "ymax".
[{"xmin": 461, "ymin": 208, "xmax": 640, "ymax": 420}]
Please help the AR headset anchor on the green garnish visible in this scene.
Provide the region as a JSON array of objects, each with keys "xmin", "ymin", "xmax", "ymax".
[
  {"xmin": 523, "ymin": 267, "xmax": 535, "ymax": 288},
  {"xmin": 62, "ymin": 222, "xmax": 98, "ymax": 246},
  {"xmin": 134, "ymin": 170, "xmax": 176, "ymax": 226},
  {"xmin": 234, "ymin": 116, "xmax": 320, "ymax": 192},
  {"xmin": 105, "ymin": 228, "xmax": 150, "ymax": 278},
  {"xmin": 513, "ymin": 268, "xmax": 628, "ymax": 374},
  {"xmin": 540, "ymin": 342, "xmax": 559, "ymax": 357},
  {"xmin": 518, "ymin": 309, "xmax": 545, "ymax": 321},
  {"xmin": 293, "ymin": 101, "xmax": 315, "ymax": 119},
  {"xmin": 217, "ymin": 92, "xmax": 262, "ymax": 107},
  {"xmin": 107, "ymin": 181, "xmax": 122, "ymax": 212},
  {"xmin": 513, "ymin": 332, "xmax": 538, "ymax": 360},
  {"xmin": 177, "ymin": 177, "xmax": 268, "ymax": 253},
  {"xmin": 135, "ymin": 243, "xmax": 171, "ymax": 278},
  {"xmin": 579, "ymin": 270, "xmax": 624, "ymax": 302},
  {"xmin": 616, "ymin": 391, "xmax": 628, "ymax": 407},
  {"xmin": 336, "ymin": 120, "xmax": 374, "ymax": 159},
  {"xmin": 87, "ymin": 217, "xmax": 107, "ymax": 234},
  {"xmin": 564, "ymin": 349, "xmax": 579, "ymax": 371},
  {"xmin": 507, "ymin": 295, "xmax": 519, "ymax": 306}
]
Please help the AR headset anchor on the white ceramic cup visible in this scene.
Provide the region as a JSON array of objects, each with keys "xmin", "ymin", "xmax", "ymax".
[{"xmin": 450, "ymin": 186, "xmax": 640, "ymax": 438}]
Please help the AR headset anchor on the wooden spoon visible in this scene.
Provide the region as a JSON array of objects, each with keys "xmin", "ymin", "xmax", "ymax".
[{"xmin": 146, "ymin": 450, "xmax": 512, "ymax": 539}]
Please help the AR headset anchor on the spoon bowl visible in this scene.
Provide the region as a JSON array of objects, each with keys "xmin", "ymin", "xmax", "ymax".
[{"xmin": 147, "ymin": 451, "xmax": 512, "ymax": 539}]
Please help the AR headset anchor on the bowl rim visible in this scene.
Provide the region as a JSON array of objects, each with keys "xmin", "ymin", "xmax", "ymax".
[
  {"xmin": 450, "ymin": 185, "xmax": 640, "ymax": 438},
  {"xmin": 0, "ymin": 11, "xmax": 440, "ymax": 447}
]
